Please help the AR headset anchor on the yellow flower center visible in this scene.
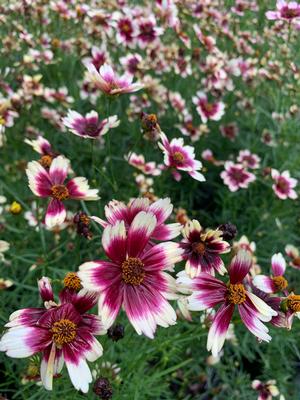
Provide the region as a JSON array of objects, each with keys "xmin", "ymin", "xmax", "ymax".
[
  {"xmin": 272, "ymin": 275, "xmax": 288, "ymax": 291},
  {"xmin": 51, "ymin": 184, "xmax": 69, "ymax": 201},
  {"xmin": 287, "ymin": 294, "xmax": 300, "ymax": 313},
  {"xmin": 173, "ymin": 151, "xmax": 185, "ymax": 163},
  {"xmin": 63, "ymin": 272, "xmax": 82, "ymax": 291},
  {"xmin": 39, "ymin": 155, "xmax": 53, "ymax": 169},
  {"xmin": 227, "ymin": 283, "xmax": 246, "ymax": 304},
  {"xmin": 51, "ymin": 319, "xmax": 77, "ymax": 346},
  {"xmin": 121, "ymin": 257, "xmax": 145, "ymax": 285}
]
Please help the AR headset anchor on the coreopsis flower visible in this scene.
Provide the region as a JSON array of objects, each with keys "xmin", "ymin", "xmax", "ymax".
[
  {"xmin": 252, "ymin": 379, "xmax": 282, "ymax": 400},
  {"xmin": 221, "ymin": 161, "xmax": 256, "ymax": 192},
  {"xmin": 112, "ymin": 12, "xmax": 137, "ymax": 46},
  {"xmin": 63, "ymin": 110, "xmax": 119, "ymax": 139},
  {"xmin": 127, "ymin": 152, "xmax": 161, "ymax": 176},
  {"xmin": 253, "ymin": 253, "xmax": 288, "ymax": 294},
  {"xmin": 92, "ymin": 197, "xmax": 182, "ymax": 241},
  {"xmin": 271, "ymin": 169, "xmax": 298, "ymax": 200},
  {"xmin": 85, "ymin": 63, "xmax": 144, "ymax": 95},
  {"xmin": 266, "ymin": 1, "xmax": 300, "ymax": 21},
  {"xmin": 281, "ymin": 292, "xmax": 300, "ymax": 328},
  {"xmin": 192, "ymin": 92, "xmax": 225, "ymax": 123},
  {"xmin": 158, "ymin": 132, "xmax": 205, "ymax": 182},
  {"xmin": 136, "ymin": 16, "xmax": 164, "ymax": 48},
  {"xmin": 285, "ymin": 244, "xmax": 300, "ymax": 269},
  {"xmin": 237, "ymin": 150, "xmax": 261, "ymax": 169},
  {"xmin": 26, "ymin": 155, "xmax": 99, "ymax": 228},
  {"xmin": 220, "ymin": 122, "xmax": 239, "ymax": 141},
  {"xmin": 120, "ymin": 53, "xmax": 143, "ymax": 75},
  {"xmin": 83, "ymin": 45, "xmax": 109, "ymax": 71},
  {"xmin": 0, "ymin": 277, "xmax": 105, "ymax": 393},
  {"xmin": 25, "ymin": 136, "xmax": 57, "ymax": 169},
  {"xmin": 180, "ymin": 220, "xmax": 230, "ymax": 278},
  {"xmin": 177, "ymin": 251, "xmax": 277, "ymax": 356},
  {"xmin": 78, "ymin": 212, "xmax": 184, "ymax": 338}
]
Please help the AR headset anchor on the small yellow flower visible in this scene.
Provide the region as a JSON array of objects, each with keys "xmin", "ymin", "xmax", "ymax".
[{"xmin": 10, "ymin": 201, "xmax": 22, "ymax": 215}]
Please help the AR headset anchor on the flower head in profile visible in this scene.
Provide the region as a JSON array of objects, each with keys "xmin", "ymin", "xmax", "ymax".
[
  {"xmin": 158, "ymin": 132, "xmax": 205, "ymax": 182},
  {"xmin": 266, "ymin": 1, "xmax": 300, "ymax": 21},
  {"xmin": 0, "ymin": 277, "xmax": 105, "ymax": 393},
  {"xmin": 63, "ymin": 110, "xmax": 119, "ymax": 139},
  {"xmin": 127, "ymin": 152, "xmax": 162, "ymax": 176},
  {"xmin": 79, "ymin": 212, "xmax": 184, "ymax": 338},
  {"xmin": 25, "ymin": 136, "xmax": 57, "ymax": 169},
  {"xmin": 253, "ymin": 253, "xmax": 288, "ymax": 294},
  {"xmin": 92, "ymin": 197, "xmax": 182, "ymax": 242},
  {"xmin": 180, "ymin": 220, "xmax": 230, "ymax": 278},
  {"xmin": 221, "ymin": 161, "xmax": 256, "ymax": 192},
  {"xmin": 192, "ymin": 92, "xmax": 225, "ymax": 123},
  {"xmin": 85, "ymin": 63, "xmax": 144, "ymax": 95},
  {"xmin": 177, "ymin": 251, "xmax": 277, "ymax": 356},
  {"xmin": 252, "ymin": 379, "xmax": 281, "ymax": 400},
  {"xmin": 285, "ymin": 244, "xmax": 300, "ymax": 269},
  {"xmin": 26, "ymin": 155, "xmax": 99, "ymax": 228},
  {"xmin": 271, "ymin": 169, "xmax": 297, "ymax": 200}
]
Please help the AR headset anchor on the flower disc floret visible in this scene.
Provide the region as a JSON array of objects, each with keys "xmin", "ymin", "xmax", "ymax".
[
  {"xmin": 272, "ymin": 275, "xmax": 288, "ymax": 291},
  {"xmin": 121, "ymin": 257, "xmax": 145, "ymax": 285},
  {"xmin": 51, "ymin": 319, "xmax": 77, "ymax": 346},
  {"xmin": 63, "ymin": 272, "xmax": 82, "ymax": 291},
  {"xmin": 227, "ymin": 283, "xmax": 246, "ymax": 304},
  {"xmin": 51, "ymin": 184, "xmax": 69, "ymax": 201}
]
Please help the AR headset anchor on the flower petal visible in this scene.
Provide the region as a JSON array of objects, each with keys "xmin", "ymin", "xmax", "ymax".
[
  {"xmin": 229, "ymin": 250, "xmax": 251, "ymax": 283},
  {"xmin": 49, "ymin": 155, "xmax": 69, "ymax": 184},
  {"xmin": 45, "ymin": 199, "xmax": 66, "ymax": 228},
  {"xmin": 271, "ymin": 252, "xmax": 286, "ymax": 276},
  {"xmin": 127, "ymin": 211, "xmax": 157, "ymax": 257},
  {"xmin": 207, "ymin": 303, "xmax": 234, "ymax": 357}
]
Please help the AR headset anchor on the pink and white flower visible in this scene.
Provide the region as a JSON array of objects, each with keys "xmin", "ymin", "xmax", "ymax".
[
  {"xmin": 220, "ymin": 122, "xmax": 239, "ymax": 141},
  {"xmin": 127, "ymin": 152, "xmax": 162, "ymax": 176},
  {"xmin": 221, "ymin": 161, "xmax": 256, "ymax": 192},
  {"xmin": 237, "ymin": 150, "xmax": 261, "ymax": 169},
  {"xmin": 0, "ymin": 277, "xmax": 105, "ymax": 393},
  {"xmin": 85, "ymin": 63, "xmax": 144, "ymax": 95},
  {"xmin": 253, "ymin": 253, "xmax": 288, "ymax": 294},
  {"xmin": 252, "ymin": 379, "xmax": 281, "ymax": 400},
  {"xmin": 180, "ymin": 219, "xmax": 230, "ymax": 278},
  {"xmin": 136, "ymin": 16, "xmax": 164, "ymax": 48},
  {"xmin": 120, "ymin": 53, "xmax": 143, "ymax": 75},
  {"xmin": 26, "ymin": 155, "xmax": 99, "ymax": 228},
  {"xmin": 192, "ymin": 92, "xmax": 225, "ymax": 123},
  {"xmin": 78, "ymin": 212, "xmax": 184, "ymax": 338},
  {"xmin": 83, "ymin": 46, "xmax": 109, "ymax": 71},
  {"xmin": 266, "ymin": 1, "xmax": 300, "ymax": 21},
  {"xmin": 285, "ymin": 244, "xmax": 300, "ymax": 269},
  {"xmin": 177, "ymin": 251, "xmax": 277, "ymax": 356},
  {"xmin": 92, "ymin": 197, "xmax": 182, "ymax": 241},
  {"xmin": 271, "ymin": 169, "xmax": 298, "ymax": 200},
  {"xmin": 25, "ymin": 136, "xmax": 53, "ymax": 157},
  {"xmin": 63, "ymin": 110, "xmax": 119, "ymax": 139},
  {"xmin": 158, "ymin": 132, "xmax": 205, "ymax": 182}
]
